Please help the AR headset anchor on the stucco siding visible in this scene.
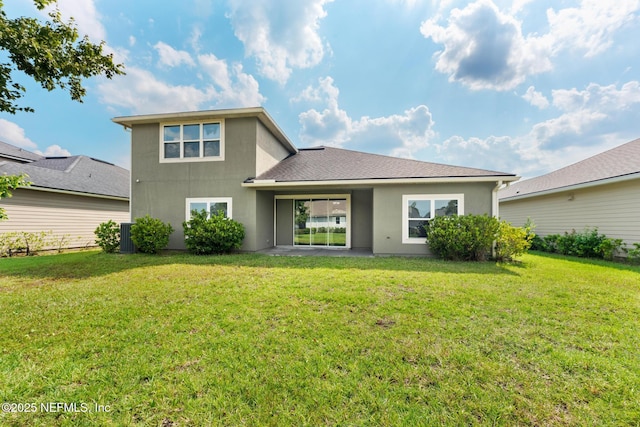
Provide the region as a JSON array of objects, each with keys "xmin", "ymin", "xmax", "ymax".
[
  {"xmin": 500, "ymin": 179, "xmax": 640, "ymax": 246},
  {"xmin": 373, "ymin": 182, "xmax": 496, "ymax": 255},
  {"xmin": 0, "ymin": 188, "xmax": 129, "ymax": 249},
  {"xmin": 256, "ymin": 121, "xmax": 291, "ymax": 176},
  {"xmin": 130, "ymin": 118, "xmax": 261, "ymax": 251}
]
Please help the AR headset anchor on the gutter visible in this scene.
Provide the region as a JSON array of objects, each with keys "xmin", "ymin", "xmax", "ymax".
[
  {"xmin": 19, "ymin": 185, "xmax": 129, "ymax": 202},
  {"xmin": 243, "ymin": 175, "xmax": 520, "ymax": 188}
]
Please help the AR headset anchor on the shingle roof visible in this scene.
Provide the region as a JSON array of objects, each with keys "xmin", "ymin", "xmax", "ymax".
[
  {"xmin": 250, "ymin": 146, "xmax": 516, "ymax": 183},
  {"xmin": 500, "ymin": 138, "xmax": 640, "ymax": 200},
  {"xmin": 0, "ymin": 140, "xmax": 44, "ymax": 163},
  {"xmin": 0, "ymin": 155, "xmax": 129, "ymax": 199}
]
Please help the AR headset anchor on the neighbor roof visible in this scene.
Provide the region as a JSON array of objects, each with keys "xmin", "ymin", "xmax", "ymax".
[
  {"xmin": 245, "ymin": 146, "xmax": 517, "ymax": 186},
  {"xmin": 500, "ymin": 138, "xmax": 640, "ymax": 201},
  {"xmin": 0, "ymin": 140, "xmax": 44, "ymax": 163},
  {"xmin": 0, "ymin": 155, "xmax": 129, "ymax": 200}
]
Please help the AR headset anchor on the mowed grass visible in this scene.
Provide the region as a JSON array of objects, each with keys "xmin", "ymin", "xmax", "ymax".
[{"xmin": 0, "ymin": 252, "xmax": 639, "ymax": 426}]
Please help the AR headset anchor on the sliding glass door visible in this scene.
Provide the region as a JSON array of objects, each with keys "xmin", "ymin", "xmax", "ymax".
[{"xmin": 294, "ymin": 198, "xmax": 347, "ymax": 247}]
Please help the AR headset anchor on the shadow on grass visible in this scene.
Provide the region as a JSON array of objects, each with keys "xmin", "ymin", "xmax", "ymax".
[
  {"xmin": 0, "ymin": 249, "xmax": 524, "ymax": 280},
  {"xmin": 529, "ymin": 250, "xmax": 640, "ymax": 274}
]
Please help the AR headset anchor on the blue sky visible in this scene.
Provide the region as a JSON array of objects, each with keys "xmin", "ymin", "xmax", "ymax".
[{"xmin": 1, "ymin": 0, "xmax": 639, "ymax": 178}]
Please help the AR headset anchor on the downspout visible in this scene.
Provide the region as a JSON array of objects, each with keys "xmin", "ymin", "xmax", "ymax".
[
  {"xmin": 491, "ymin": 180, "xmax": 503, "ymax": 259},
  {"xmin": 492, "ymin": 180, "xmax": 504, "ymax": 218}
]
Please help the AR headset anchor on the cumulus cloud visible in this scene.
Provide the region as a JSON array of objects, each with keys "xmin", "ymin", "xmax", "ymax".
[
  {"xmin": 44, "ymin": 0, "xmax": 107, "ymax": 42},
  {"xmin": 422, "ymin": 0, "xmax": 639, "ymax": 91},
  {"xmin": 37, "ymin": 144, "xmax": 72, "ymax": 157},
  {"xmin": 154, "ymin": 42, "xmax": 196, "ymax": 68},
  {"xmin": 0, "ymin": 119, "xmax": 38, "ymax": 150},
  {"xmin": 522, "ymin": 86, "xmax": 549, "ymax": 109},
  {"xmin": 227, "ymin": 0, "xmax": 333, "ymax": 84},
  {"xmin": 98, "ymin": 56, "xmax": 265, "ymax": 114},
  {"xmin": 297, "ymin": 77, "xmax": 436, "ymax": 156}
]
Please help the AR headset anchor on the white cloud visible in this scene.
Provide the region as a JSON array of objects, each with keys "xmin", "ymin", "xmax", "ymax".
[
  {"xmin": 128, "ymin": 36, "xmax": 136, "ymax": 47},
  {"xmin": 98, "ymin": 57, "xmax": 265, "ymax": 114},
  {"xmin": 421, "ymin": 0, "xmax": 640, "ymax": 91},
  {"xmin": 0, "ymin": 119, "xmax": 38, "ymax": 150},
  {"xmin": 154, "ymin": 42, "xmax": 196, "ymax": 68},
  {"xmin": 198, "ymin": 54, "xmax": 266, "ymax": 107},
  {"xmin": 37, "ymin": 144, "xmax": 72, "ymax": 157},
  {"xmin": 522, "ymin": 86, "xmax": 549, "ymax": 109},
  {"xmin": 98, "ymin": 68, "xmax": 214, "ymax": 114},
  {"xmin": 44, "ymin": 0, "xmax": 107, "ymax": 42},
  {"xmin": 297, "ymin": 77, "xmax": 436, "ymax": 156},
  {"xmin": 227, "ymin": 0, "xmax": 333, "ymax": 84},
  {"xmin": 545, "ymin": 0, "xmax": 640, "ymax": 58}
]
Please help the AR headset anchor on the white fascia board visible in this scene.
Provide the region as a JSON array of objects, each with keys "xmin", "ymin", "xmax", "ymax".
[
  {"xmin": 499, "ymin": 172, "xmax": 640, "ymax": 203},
  {"xmin": 243, "ymin": 175, "xmax": 520, "ymax": 188}
]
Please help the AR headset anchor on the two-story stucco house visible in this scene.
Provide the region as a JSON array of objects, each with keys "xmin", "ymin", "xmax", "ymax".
[{"xmin": 113, "ymin": 107, "xmax": 518, "ymax": 256}]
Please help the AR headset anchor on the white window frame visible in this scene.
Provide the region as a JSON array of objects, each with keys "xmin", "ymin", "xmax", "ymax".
[
  {"xmin": 186, "ymin": 197, "xmax": 233, "ymax": 220},
  {"xmin": 402, "ymin": 194, "xmax": 464, "ymax": 244},
  {"xmin": 160, "ymin": 120, "xmax": 225, "ymax": 163}
]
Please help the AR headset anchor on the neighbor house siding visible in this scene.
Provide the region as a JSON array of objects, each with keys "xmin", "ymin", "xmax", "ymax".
[
  {"xmin": 0, "ymin": 188, "xmax": 129, "ymax": 249},
  {"xmin": 500, "ymin": 179, "xmax": 640, "ymax": 247},
  {"xmin": 372, "ymin": 182, "xmax": 496, "ymax": 256}
]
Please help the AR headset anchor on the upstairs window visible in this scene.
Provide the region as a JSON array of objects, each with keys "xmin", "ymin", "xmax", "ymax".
[{"xmin": 161, "ymin": 121, "xmax": 224, "ymax": 162}]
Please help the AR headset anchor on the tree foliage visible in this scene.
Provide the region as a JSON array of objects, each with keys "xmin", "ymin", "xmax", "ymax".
[
  {"xmin": 0, "ymin": 0, "xmax": 124, "ymax": 114},
  {"xmin": 0, "ymin": 173, "xmax": 30, "ymax": 220}
]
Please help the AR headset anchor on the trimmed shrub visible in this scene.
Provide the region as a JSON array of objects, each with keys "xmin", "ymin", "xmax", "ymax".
[
  {"xmin": 426, "ymin": 214, "xmax": 500, "ymax": 261},
  {"xmin": 130, "ymin": 215, "xmax": 173, "ymax": 254},
  {"xmin": 183, "ymin": 210, "xmax": 245, "ymax": 255},
  {"xmin": 94, "ymin": 220, "xmax": 120, "ymax": 253},
  {"xmin": 495, "ymin": 221, "xmax": 532, "ymax": 262}
]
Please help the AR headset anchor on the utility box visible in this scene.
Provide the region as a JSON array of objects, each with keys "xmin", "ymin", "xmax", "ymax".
[{"xmin": 120, "ymin": 222, "xmax": 136, "ymax": 254}]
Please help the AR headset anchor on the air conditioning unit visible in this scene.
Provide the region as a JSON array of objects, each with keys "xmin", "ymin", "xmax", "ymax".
[{"xmin": 120, "ymin": 223, "xmax": 136, "ymax": 254}]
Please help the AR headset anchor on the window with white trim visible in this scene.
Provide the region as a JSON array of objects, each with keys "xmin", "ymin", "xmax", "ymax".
[
  {"xmin": 186, "ymin": 197, "xmax": 232, "ymax": 220},
  {"xmin": 402, "ymin": 194, "xmax": 464, "ymax": 244},
  {"xmin": 161, "ymin": 121, "xmax": 224, "ymax": 162}
]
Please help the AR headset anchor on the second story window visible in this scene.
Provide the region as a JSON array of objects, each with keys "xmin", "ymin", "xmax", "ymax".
[{"xmin": 161, "ymin": 121, "xmax": 224, "ymax": 162}]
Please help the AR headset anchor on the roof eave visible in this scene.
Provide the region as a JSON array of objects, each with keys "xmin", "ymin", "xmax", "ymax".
[
  {"xmin": 243, "ymin": 175, "xmax": 519, "ymax": 188},
  {"xmin": 500, "ymin": 171, "xmax": 640, "ymax": 202},
  {"xmin": 22, "ymin": 185, "xmax": 129, "ymax": 202},
  {"xmin": 112, "ymin": 106, "xmax": 298, "ymax": 154}
]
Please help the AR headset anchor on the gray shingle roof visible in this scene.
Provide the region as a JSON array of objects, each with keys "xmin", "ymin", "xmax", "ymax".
[
  {"xmin": 0, "ymin": 140, "xmax": 44, "ymax": 163},
  {"xmin": 500, "ymin": 138, "xmax": 640, "ymax": 200},
  {"xmin": 0, "ymin": 155, "xmax": 129, "ymax": 199},
  {"xmin": 251, "ymin": 146, "xmax": 516, "ymax": 182}
]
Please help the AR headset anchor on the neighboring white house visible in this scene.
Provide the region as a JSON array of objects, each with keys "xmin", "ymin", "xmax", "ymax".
[
  {"xmin": 499, "ymin": 138, "xmax": 640, "ymax": 248},
  {"xmin": 0, "ymin": 141, "xmax": 130, "ymax": 251}
]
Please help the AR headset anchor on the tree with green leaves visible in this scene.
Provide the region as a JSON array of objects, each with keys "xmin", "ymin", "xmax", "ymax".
[
  {"xmin": 0, "ymin": 0, "xmax": 124, "ymax": 114},
  {"xmin": 0, "ymin": 174, "xmax": 30, "ymax": 220}
]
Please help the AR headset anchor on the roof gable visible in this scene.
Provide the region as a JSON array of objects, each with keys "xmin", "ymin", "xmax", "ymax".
[
  {"xmin": 500, "ymin": 138, "xmax": 640, "ymax": 200},
  {"xmin": 249, "ymin": 146, "xmax": 517, "ymax": 183}
]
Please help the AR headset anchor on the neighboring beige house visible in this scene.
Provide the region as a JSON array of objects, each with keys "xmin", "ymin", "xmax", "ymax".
[
  {"xmin": 499, "ymin": 138, "xmax": 640, "ymax": 248},
  {"xmin": 113, "ymin": 107, "xmax": 518, "ymax": 256},
  {"xmin": 0, "ymin": 141, "xmax": 130, "ymax": 250}
]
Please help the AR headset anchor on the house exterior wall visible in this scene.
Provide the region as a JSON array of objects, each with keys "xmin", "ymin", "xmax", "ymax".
[
  {"xmin": 500, "ymin": 178, "xmax": 640, "ymax": 247},
  {"xmin": 0, "ymin": 188, "xmax": 129, "ymax": 249},
  {"xmin": 351, "ymin": 189, "xmax": 373, "ymax": 249},
  {"xmin": 256, "ymin": 121, "xmax": 291, "ymax": 176},
  {"xmin": 372, "ymin": 182, "xmax": 496, "ymax": 255},
  {"xmin": 130, "ymin": 117, "xmax": 264, "ymax": 251}
]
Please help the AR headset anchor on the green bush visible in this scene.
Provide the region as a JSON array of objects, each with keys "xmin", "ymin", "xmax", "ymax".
[
  {"xmin": 495, "ymin": 221, "xmax": 532, "ymax": 262},
  {"xmin": 531, "ymin": 228, "xmax": 625, "ymax": 260},
  {"xmin": 94, "ymin": 220, "xmax": 120, "ymax": 253},
  {"xmin": 183, "ymin": 210, "xmax": 245, "ymax": 255},
  {"xmin": 130, "ymin": 215, "xmax": 173, "ymax": 254},
  {"xmin": 426, "ymin": 214, "xmax": 500, "ymax": 261},
  {"xmin": 0, "ymin": 231, "xmax": 50, "ymax": 256}
]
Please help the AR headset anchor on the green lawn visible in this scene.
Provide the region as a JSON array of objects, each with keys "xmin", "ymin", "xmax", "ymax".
[
  {"xmin": 294, "ymin": 232, "xmax": 346, "ymax": 246},
  {"xmin": 0, "ymin": 251, "xmax": 639, "ymax": 426}
]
